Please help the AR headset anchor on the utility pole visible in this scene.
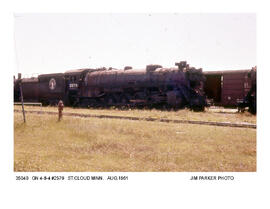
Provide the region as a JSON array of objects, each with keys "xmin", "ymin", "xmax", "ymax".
[{"xmin": 18, "ymin": 74, "xmax": 26, "ymax": 123}]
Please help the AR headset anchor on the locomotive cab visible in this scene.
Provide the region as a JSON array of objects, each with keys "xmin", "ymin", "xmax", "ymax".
[{"xmin": 64, "ymin": 68, "xmax": 96, "ymax": 106}]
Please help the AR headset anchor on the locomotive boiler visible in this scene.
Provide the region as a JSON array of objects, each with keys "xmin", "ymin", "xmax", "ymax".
[{"xmin": 75, "ymin": 61, "xmax": 206, "ymax": 110}]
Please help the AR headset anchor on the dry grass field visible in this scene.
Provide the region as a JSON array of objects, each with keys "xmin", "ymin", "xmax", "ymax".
[{"xmin": 14, "ymin": 106, "xmax": 256, "ymax": 172}]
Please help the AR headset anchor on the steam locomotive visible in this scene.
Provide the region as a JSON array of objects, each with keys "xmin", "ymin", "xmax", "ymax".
[{"xmin": 14, "ymin": 61, "xmax": 207, "ymax": 111}]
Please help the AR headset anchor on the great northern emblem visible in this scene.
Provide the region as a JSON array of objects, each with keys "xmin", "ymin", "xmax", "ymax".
[{"xmin": 49, "ymin": 78, "xmax": 56, "ymax": 90}]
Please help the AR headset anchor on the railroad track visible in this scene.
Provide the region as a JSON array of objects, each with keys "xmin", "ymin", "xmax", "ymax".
[{"xmin": 14, "ymin": 109, "xmax": 256, "ymax": 129}]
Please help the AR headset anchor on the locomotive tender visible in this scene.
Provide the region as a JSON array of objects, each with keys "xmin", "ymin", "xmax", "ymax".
[{"xmin": 14, "ymin": 61, "xmax": 207, "ymax": 111}]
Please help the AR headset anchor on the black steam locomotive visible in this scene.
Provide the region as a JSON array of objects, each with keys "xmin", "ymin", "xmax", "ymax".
[{"xmin": 14, "ymin": 61, "xmax": 207, "ymax": 111}]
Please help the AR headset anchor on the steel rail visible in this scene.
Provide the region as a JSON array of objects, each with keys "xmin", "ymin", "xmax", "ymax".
[{"xmin": 14, "ymin": 109, "xmax": 256, "ymax": 129}]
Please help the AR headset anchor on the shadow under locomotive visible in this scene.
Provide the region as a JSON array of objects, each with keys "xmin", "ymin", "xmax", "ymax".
[{"xmin": 14, "ymin": 61, "xmax": 207, "ymax": 111}]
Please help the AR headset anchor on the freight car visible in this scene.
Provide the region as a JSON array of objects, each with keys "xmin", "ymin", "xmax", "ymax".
[
  {"xmin": 203, "ymin": 66, "xmax": 256, "ymax": 114},
  {"xmin": 237, "ymin": 66, "xmax": 256, "ymax": 114},
  {"xmin": 14, "ymin": 61, "xmax": 207, "ymax": 111}
]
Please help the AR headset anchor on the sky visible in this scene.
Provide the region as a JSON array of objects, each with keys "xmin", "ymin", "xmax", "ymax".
[{"xmin": 14, "ymin": 13, "xmax": 256, "ymax": 77}]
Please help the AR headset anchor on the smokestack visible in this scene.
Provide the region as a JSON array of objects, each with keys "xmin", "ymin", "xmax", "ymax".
[{"xmin": 175, "ymin": 61, "xmax": 187, "ymax": 71}]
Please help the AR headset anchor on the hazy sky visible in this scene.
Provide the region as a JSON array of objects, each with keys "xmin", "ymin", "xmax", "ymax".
[{"xmin": 14, "ymin": 13, "xmax": 256, "ymax": 76}]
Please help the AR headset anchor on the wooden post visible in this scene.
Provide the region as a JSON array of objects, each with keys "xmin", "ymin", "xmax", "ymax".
[{"xmin": 19, "ymin": 81, "xmax": 26, "ymax": 123}]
